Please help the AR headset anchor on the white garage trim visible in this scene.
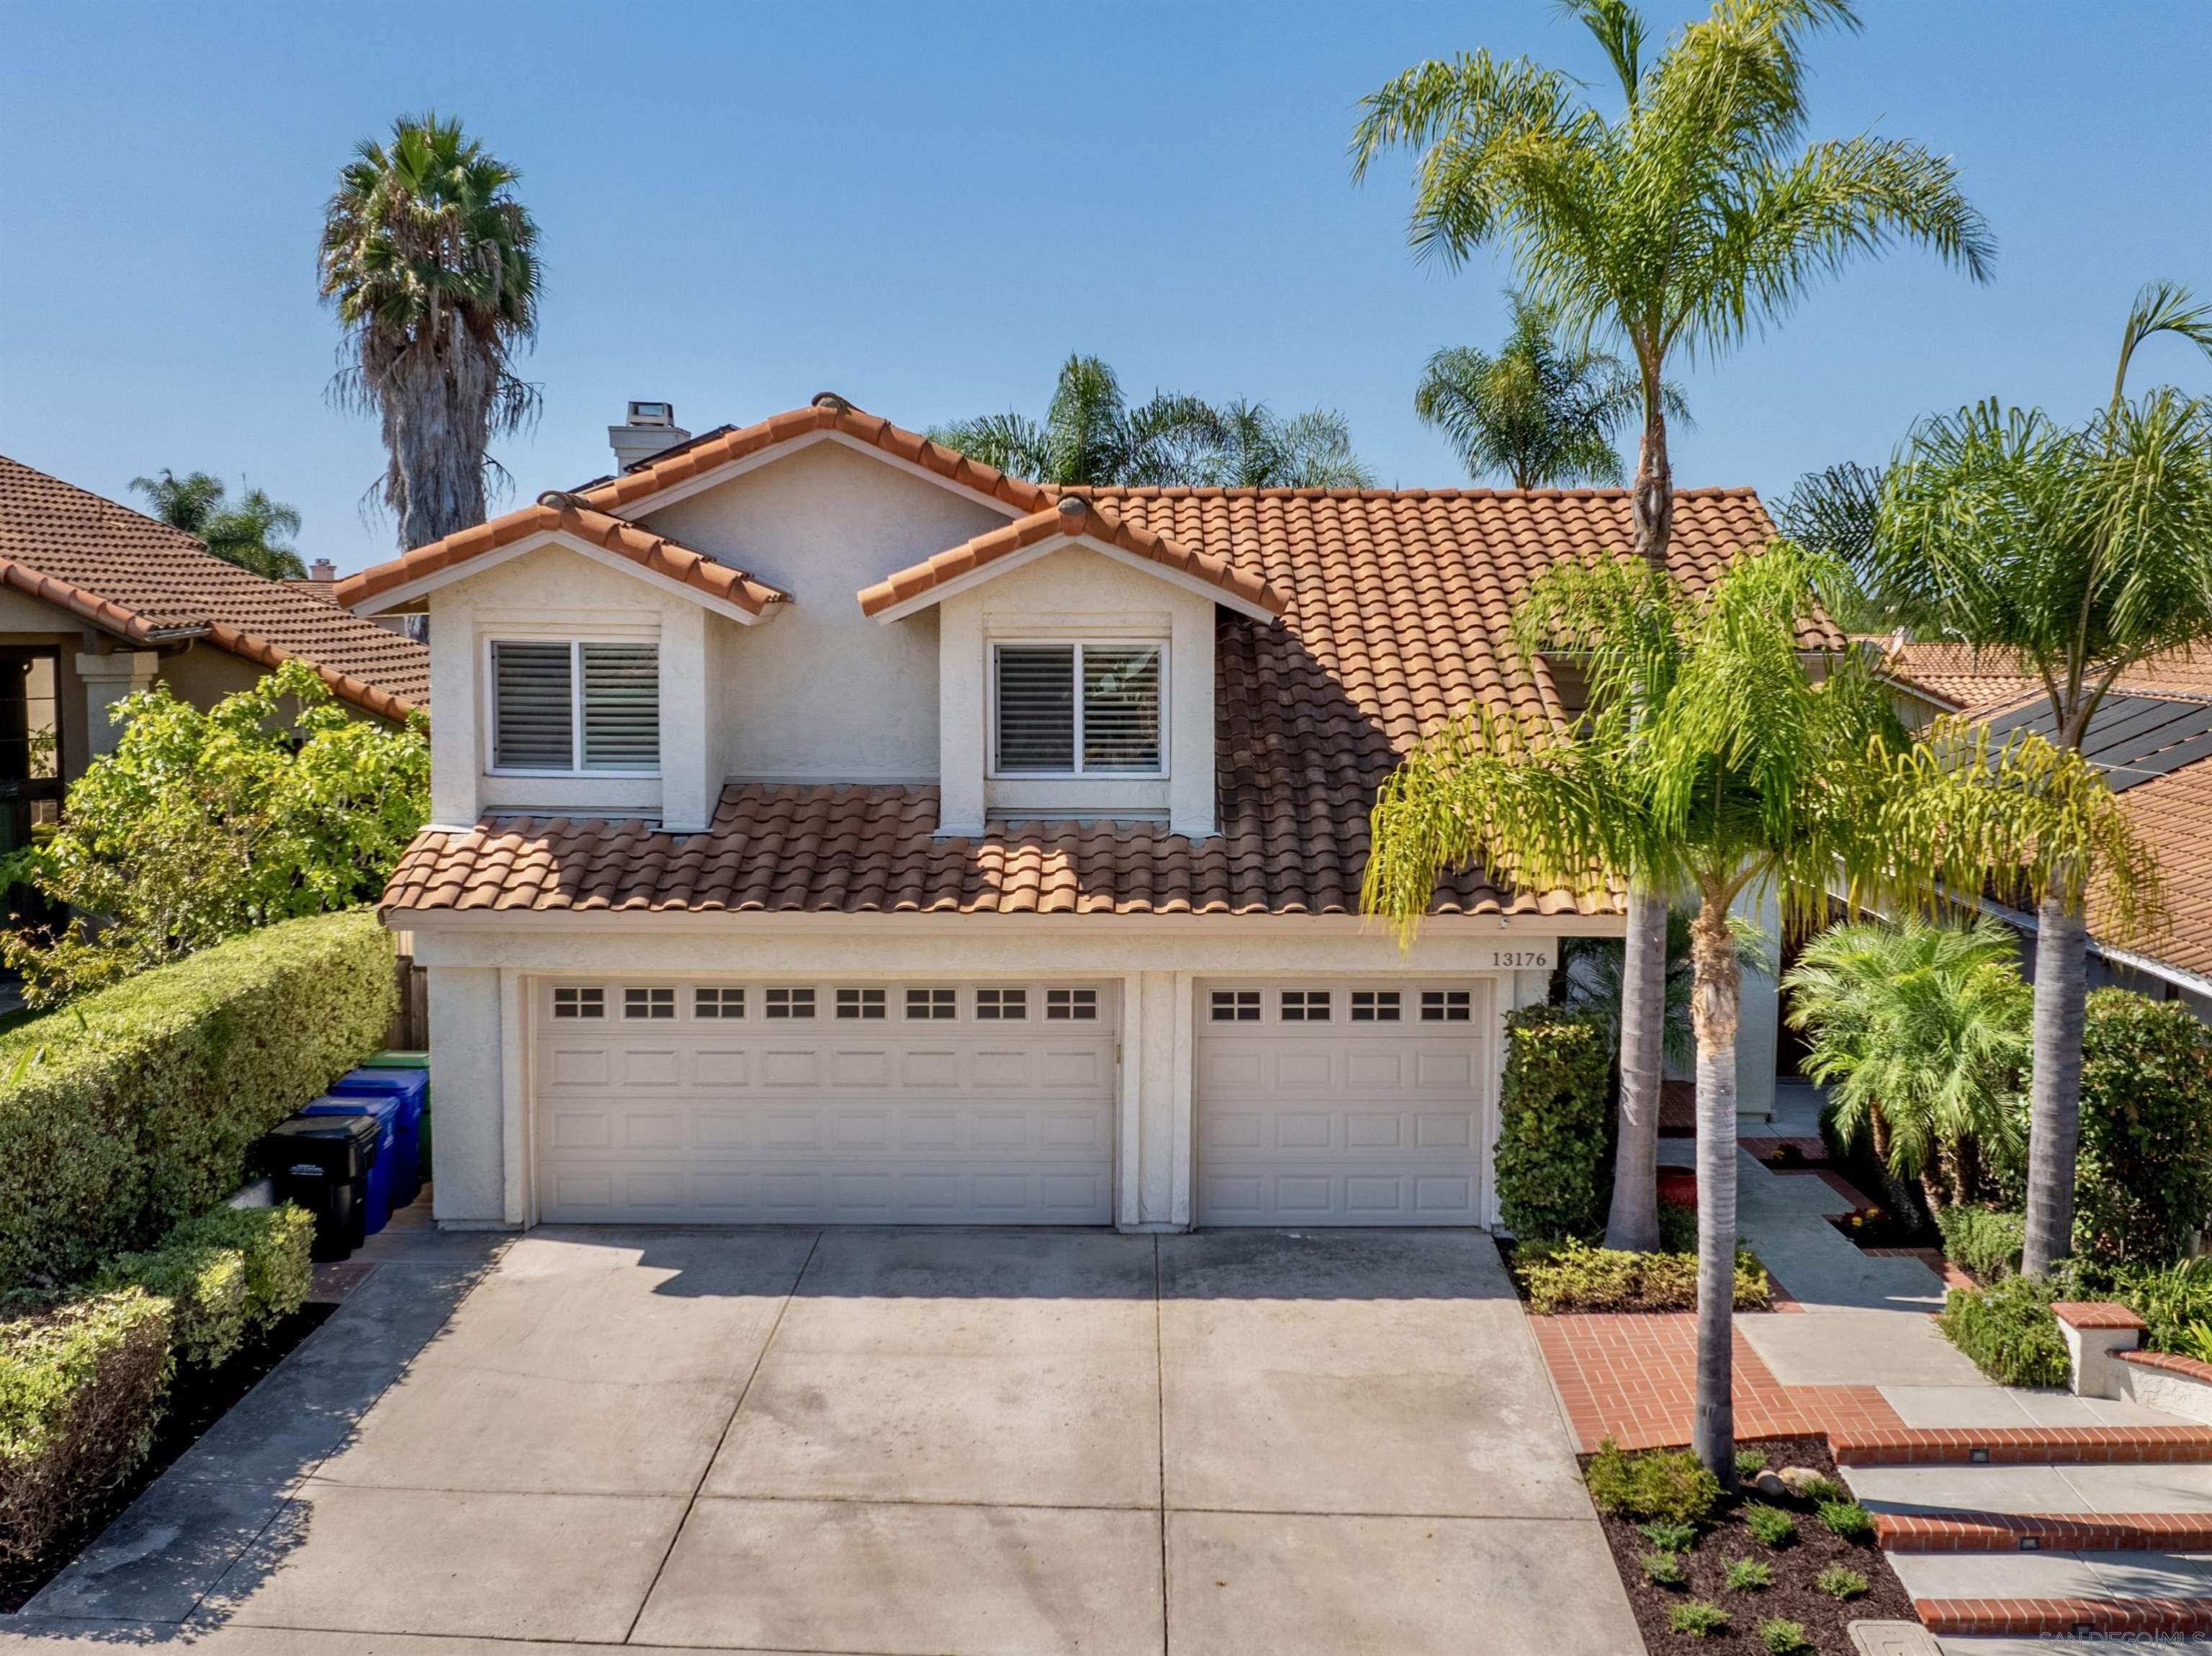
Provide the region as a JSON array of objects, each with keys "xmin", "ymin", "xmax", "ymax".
[
  {"xmin": 526, "ymin": 976, "xmax": 1118, "ymax": 1225},
  {"xmin": 1193, "ymin": 978, "xmax": 1496, "ymax": 1227}
]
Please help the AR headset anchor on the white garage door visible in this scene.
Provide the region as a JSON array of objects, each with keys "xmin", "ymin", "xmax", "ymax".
[
  {"xmin": 532, "ymin": 980, "xmax": 1116, "ymax": 1224},
  {"xmin": 1195, "ymin": 981, "xmax": 1491, "ymax": 1226}
]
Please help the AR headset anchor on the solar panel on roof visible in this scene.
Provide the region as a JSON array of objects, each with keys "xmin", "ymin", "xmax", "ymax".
[{"xmin": 1975, "ymin": 693, "xmax": 2212, "ymax": 793}]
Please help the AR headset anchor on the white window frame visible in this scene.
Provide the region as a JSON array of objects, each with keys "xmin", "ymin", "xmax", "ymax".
[
  {"xmin": 988, "ymin": 639, "xmax": 1169, "ymax": 780},
  {"xmin": 483, "ymin": 636, "xmax": 662, "ymax": 778}
]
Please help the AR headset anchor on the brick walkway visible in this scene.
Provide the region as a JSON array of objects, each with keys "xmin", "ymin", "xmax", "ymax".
[{"xmin": 1532, "ymin": 1311, "xmax": 1903, "ymax": 1452}]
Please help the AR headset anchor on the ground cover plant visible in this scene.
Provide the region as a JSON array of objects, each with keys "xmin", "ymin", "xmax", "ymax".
[
  {"xmin": 1514, "ymin": 1238, "xmax": 1774, "ymax": 1314},
  {"xmin": 1583, "ymin": 1436, "xmax": 1915, "ymax": 1655},
  {"xmin": 1938, "ymin": 1273, "xmax": 2070, "ymax": 1386},
  {"xmin": 1935, "ymin": 1205, "xmax": 2024, "ymax": 1282}
]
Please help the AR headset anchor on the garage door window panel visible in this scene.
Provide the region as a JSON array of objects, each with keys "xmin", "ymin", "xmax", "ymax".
[
  {"xmin": 765, "ymin": 988, "xmax": 816, "ymax": 1019},
  {"xmin": 1046, "ymin": 989, "xmax": 1097, "ymax": 1021}
]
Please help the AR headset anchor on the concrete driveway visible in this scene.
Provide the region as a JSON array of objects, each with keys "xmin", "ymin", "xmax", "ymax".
[{"xmin": 2, "ymin": 1227, "xmax": 1638, "ymax": 1656}]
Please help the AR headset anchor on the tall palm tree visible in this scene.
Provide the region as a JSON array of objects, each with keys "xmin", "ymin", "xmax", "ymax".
[
  {"xmin": 1202, "ymin": 402, "xmax": 1375, "ymax": 488},
  {"xmin": 130, "ymin": 471, "xmax": 307, "ymax": 580},
  {"xmin": 1352, "ymin": 0, "xmax": 1992, "ymax": 1256},
  {"xmin": 318, "ymin": 112, "xmax": 541, "ymax": 552},
  {"xmin": 1785, "ymin": 916, "xmax": 2031, "ymax": 1212},
  {"xmin": 1416, "ymin": 292, "xmax": 1678, "ymax": 487},
  {"xmin": 1869, "ymin": 283, "xmax": 2212, "ymax": 1276},
  {"xmin": 1363, "ymin": 542, "xmax": 2152, "ymax": 1481}
]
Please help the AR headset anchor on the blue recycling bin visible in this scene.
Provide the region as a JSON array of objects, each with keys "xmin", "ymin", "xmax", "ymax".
[
  {"xmin": 301, "ymin": 1092, "xmax": 403, "ymax": 1235},
  {"xmin": 325, "ymin": 1068, "xmax": 428, "ymax": 1207}
]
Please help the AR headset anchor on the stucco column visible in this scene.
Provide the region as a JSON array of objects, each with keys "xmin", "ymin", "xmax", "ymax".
[
  {"xmin": 657, "ymin": 606, "xmax": 712, "ymax": 833},
  {"xmin": 428, "ymin": 965, "xmax": 513, "ymax": 1229},
  {"xmin": 935, "ymin": 601, "xmax": 985, "ymax": 836},
  {"xmin": 73, "ymin": 650, "xmax": 159, "ymax": 757}
]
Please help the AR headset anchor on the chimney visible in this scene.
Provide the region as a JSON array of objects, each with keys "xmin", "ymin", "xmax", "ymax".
[
  {"xmin": 309, "ymin": 557, "xmax": 338, "ymax": 583},
  {"xmin": 608, "ymin": 400, "xmax": 690, "ymax": 471}
]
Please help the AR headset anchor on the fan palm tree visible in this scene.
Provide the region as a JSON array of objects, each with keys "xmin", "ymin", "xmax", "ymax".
[
  {"xmin": 1352, "ymin": 0, "xmax": 1992, "ymax": 1256},
  {"xmin": 1785, "ymin": 916, "xmax": 2031, "ymax": 1212},
  {"xmin": 1870, "ymin": 283, "xmax": 2212, "ymax": 1275},
  {"xmin": 1416, "ymin": 292, "xmax": 1680, "ymax": 487},
  {"xmin": 130, "ymin": 471, "xmax": 307, "ymax": 580},
  {"xmin": 1363, "ymin": 542, "xmax": 2152, "ymax": 1482},
  {"xmin": 318, "ymin": 113, "xmax": 541, "ymax": 552}
]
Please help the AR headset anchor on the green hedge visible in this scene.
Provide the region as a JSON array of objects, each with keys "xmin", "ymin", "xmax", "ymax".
[
  {"xmin": 1936, "ymin": 1206, "xmax": 2024, "ymax": 1283},
  {"xmin": 1495, "ymin": 1005, "xmax": 1613, "ymax": 1240},
  {"xmin": 1938, "ymin": 1274, "xmax": 2069, "ymax": 1386},
  {"xmin": 0, "ymin": 912, "xmax": 395, "ymax": 1292},
  {"xmin": 0, "ymin": 1288, "xmax": 173, "ymax": 1562},
  {"xmin": 2074, "ymin": 990, "xmax": 2212, "ymax": 1269},
  {"xmin": 1514, "ymin": 1238, "xmax": 1773, "ymax": 1313},
  {"xmin": 96, "ymin": 1205, "xmax": 314, "ymax": 1369}
]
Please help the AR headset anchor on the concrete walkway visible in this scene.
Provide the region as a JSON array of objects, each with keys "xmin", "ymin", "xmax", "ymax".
[{"xmin": 0, "ymin": 1225, "xmax": 1638, "ymax": 1656}]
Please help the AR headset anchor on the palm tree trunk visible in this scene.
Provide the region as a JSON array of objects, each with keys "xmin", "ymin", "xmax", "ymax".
[
  {"xmin": 1605, "ymin": 886, "xmax": 1668, "ymax": 1251},
  {"xmin": 1689, "ymin": 890, "xmax": 1740, "ymax": 1488},
  {"xmin": 2022, "ymin": 894, "xmax": 2089, "ymax": 1276},
  {"xmin": 1631, "ymin": 384, "xmax": 1674, "ymax": 570}
]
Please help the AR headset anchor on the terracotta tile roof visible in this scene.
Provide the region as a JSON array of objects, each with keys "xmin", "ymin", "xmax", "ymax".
[
  {"xmin": 1879, "ymin": 639, "xmax": 2212, "ymax": 713},
  {"xmin": 856, "ymin": 496, "xmax": 1287, "ymax": 619},
  {"xmin": 2090, "ymin": 756, "xmax": 2212, "ymax": 979},
  {"xmin": 387, "ymin": 484, "xmax": 1797, "ymax": 920},
  {"xmin": 579, "ymin": 397, "xmax": 1054, "ymax": 518},
  {"xmin": 0, "ymin": 454, "xmax": 428, "ymax": 716},
  {"xmin": 337, "ymin": 496, "xmax": 787, "ymax": 617}
]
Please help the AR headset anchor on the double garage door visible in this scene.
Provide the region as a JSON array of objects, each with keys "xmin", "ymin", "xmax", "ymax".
[{"xmin": 531, "ymin": 977, "xmax": 1491, "ymax": 1228}]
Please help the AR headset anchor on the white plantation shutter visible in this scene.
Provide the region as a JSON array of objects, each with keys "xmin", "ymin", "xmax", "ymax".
[
  {"xmin": 580, "ymin": 643, "xmax": 660, "ymax": 770},
  {"xmin": 1081, "ymin": 646, "xmax": 1161, "ymax": 772},
  {"xmin": 492, "ymin": 642, "xmax": 574, "ymax": 770},
  {"xmin": 995, "ymin": 645, "xmax": 1076, "ymax": 772}
]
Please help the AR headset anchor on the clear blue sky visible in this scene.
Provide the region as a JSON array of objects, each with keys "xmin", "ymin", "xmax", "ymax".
[{"xmin": 4, "ymin": 1, "xmax": 2208, "ymax": 573}]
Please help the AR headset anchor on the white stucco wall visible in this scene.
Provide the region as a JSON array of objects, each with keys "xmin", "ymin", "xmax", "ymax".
[
  {"xmin": 934, "ymin": 544, "xmax": 1217, "ymax": 837},
  {"xmin": 426, "ymin": 964, "xmax": 509, "ymax": 1227},
  {"xmin": 642, "ymin": 439, "xmax": 1006, "ymax": 783}
]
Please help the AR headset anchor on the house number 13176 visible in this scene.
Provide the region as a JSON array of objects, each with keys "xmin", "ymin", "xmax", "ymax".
[{"xmin": 1489, "ymin": 950, "xmax": 1551, "ymax": 968}]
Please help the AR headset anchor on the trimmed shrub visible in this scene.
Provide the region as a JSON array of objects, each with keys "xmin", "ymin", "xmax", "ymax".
[
  {"xmin": 1760, "ymin": 1617, "xmax": 1812, "ymax": 1655},
  {"xmin": 1668, "ymin": 1601, "xmax": 1730, "ymax": 1637},
  {"xmin": 1586, "ymin": 1440, "xmax": 1722, "ymax": 1526},
  {"xmin": 1742, "ymin": 1504, "xmax": 1796, "ymax": 1549},
  {"xmin": 2113, "ymin": 1256, "xmax": 2212, "ymax": 1356},
  {"xmin": 1725, "ymin": 1558, "xmax": 1773, "ymax": 1592},
  {"xmin": 0, "ymin": 912, "xmax": 395, "ymax": 1292},
  {"xmin": 1515, "ymin": 1238, "xmax": 1773, "ymax": 1314},
  {"xmin": 2074, "ymin": 990, "xmax": 2212, "ymax": 1269},
  {"xmin": 1640, "ymin": 1550, "xmax": 1686, "ymax": 1588},
  {"xmin": 0, "ymin": 1289, "xmax": 173, "ymax": 1561},
  {"xmin": 1815, "ymin": 1565, "xmax": 1868, "ymax": 1601},
  {"xmin": 165, "ymin": 1206, "xmax": 314, "ymax": 1334},
  {"xmin": 1939, "ymin": 1274, "xmax": 2069, "ymax": 1386},
  {"xmin": 1494, "ymin": 1005, "xmax": 1612, "ymax": 1240},
  {"xmin": 1817, "ymin": 1500, "xmax": 1874, "ymax": 1541},
  {"xmin": 1936, "ymin": 1205, "xmax": 2024, "ymax": 1282},
  {"xmin": 93, "ymin": 1205, "xmax": 314, "ymax": 1367},
  {"xmin": 1640, "ymin": 1518, "xmax": 1699, "ymax": 1552}
]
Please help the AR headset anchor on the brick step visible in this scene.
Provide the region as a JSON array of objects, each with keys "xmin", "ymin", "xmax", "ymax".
[
  {"xmin": 1915, "ymin": 1595, "xmax": 2212, "ymax": 1637},
  {"xmin": 1878, "ymin": 1510, "xmax": 2212, "ymax": 1553},
  {"xmin": 1833, "ymin": 1426, "xmax": 2212, "ymax": 1467}
]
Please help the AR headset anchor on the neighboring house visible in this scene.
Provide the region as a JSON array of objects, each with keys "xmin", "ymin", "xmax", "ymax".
[
  {"xmin": 1876, "ymin": 638, "xmax": 2212, "ymax": 1018},
  {"xmin": 343, "ymin": 395, "xmax": 1802, "ymax": 1235},
  {"xmin": 0, "ymin": 455, "xmax": 428, "ymax": 859}
]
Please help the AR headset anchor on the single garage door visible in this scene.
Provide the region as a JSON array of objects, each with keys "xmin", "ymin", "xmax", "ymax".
[
  {"xmin": 533, "ymin": 979, "xmax": 1116, "ymax": 1224},
  {"xmin": 1195, "ymin": 980, "xmax": 1491, "ymax": 1226}
]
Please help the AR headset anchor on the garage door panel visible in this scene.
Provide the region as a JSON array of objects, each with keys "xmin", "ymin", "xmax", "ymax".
[{"xmin": 534, "ymin": 982, "xmax": 1115, "ymax": 1225}]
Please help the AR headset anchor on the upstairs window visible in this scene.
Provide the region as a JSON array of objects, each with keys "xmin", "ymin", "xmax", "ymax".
[
  {"xmin": 490, "ymin": 639, "xmax": 660, "ymax": 773},
  {"xmin": 992, "ymin": 643, "xmax": 1163, "ymax": 776}
]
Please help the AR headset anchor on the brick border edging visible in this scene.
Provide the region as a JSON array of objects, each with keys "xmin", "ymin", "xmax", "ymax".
[
  {"xmin": 1832, "ymin": 1424, "xmax": 2212, "ymax": 1466},
  {"xmin": 1916, "ymin": 1596, "xmax": 2212, "ymax": 1636},
  {"xmin": 1877, "ymin": 1510, "xmax": 2212, "ymax": 1553},
  {"xmin": 2120, "ymin": 1347, "xmax": 2212, "ymax": 1385}
]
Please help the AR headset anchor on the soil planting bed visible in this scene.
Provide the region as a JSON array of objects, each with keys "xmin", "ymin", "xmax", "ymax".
[
  {"xmin": 0, "ymin": 1301, "xmax": 334, "ymax": 1611},
  {"xmin": 1586, "ymin": 1433, "xmax": 1918, "ymax": 1655}
]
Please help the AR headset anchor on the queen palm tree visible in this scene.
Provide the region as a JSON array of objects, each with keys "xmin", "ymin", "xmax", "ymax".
[
  {"xmin": 1363, "ymin": 542, "xmax": 2152, "ymax": 1481},
  {"xmin": 130, "ymin": 470, "xmax": 307, "ymax": 580},
  {"xmin": 1869, "ymin": 283, "xmax": 2212, "ymax": 1276},
  {"xmin": 1352, "ymin": 0, "xmax": 1992, "ymax": 1256},
  {"xmin": 1202, "ymin": 402, "xmax": 1375, "ymax": 488},
  {"xmin": 1785, "ymin": 916, "xmax": 2031, "ymax": 1212},
  {"xmin": 318, "ymin": 113, "xmax": 541, "ymax": 552},
  {"xmin": 1416, "ymin": 292, "xmax": 1679, "ymax": 488}
]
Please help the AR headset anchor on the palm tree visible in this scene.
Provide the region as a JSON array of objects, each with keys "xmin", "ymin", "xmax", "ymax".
[
  {"xmin": 930, "ymin": 356, "xmax": 1373, "ymax": 487},
  {"xmin": 1362, "ymin": 542, "xmax": 2150, "ymax": 1482},
  {"xmin": 1870, "ymin": 283, "xmax": 2212, "ymax": 1276},
  {"xmin": 318, "ymin": 113, "xmax": 541, "ymax": 552},
  {"xmin": 130, "ymin": 471, "xmax": 307, "ymax": 580},
  {"xmin": 1352, "ymin": 0, "xmax": 1992, "ymax": 1256},
  {"xmin": 1416, "ymin": 292, "xmax": 1679, "ymax": 487},
  {"xmin": 1784, "ymin": 916, "xmax": 2031, "ymax": 1212}
]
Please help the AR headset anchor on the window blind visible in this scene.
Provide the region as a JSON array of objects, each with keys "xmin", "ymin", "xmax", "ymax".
[
  {"xmin": 491, "ymin": 642, "xmax": 574, "ymax": 770},
  {"xmin": 993, "ymin": 642, "xmax": 1163, "ymax": 775},
  {"xmin": 1081, "ymin": 645, "xmax": 1161, "ymax": 772},
  {"xmin": 580, "ymin": 642, "xmax": 660, "ymax": 770},
  {"xmin": 995, "ymin": 645, "xmax": 1076, "ymax": 772}
]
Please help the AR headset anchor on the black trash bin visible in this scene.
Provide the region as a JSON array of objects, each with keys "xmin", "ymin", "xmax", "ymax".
[{"xmin": 255, "ymin": 1114, "xmax": 382, "ymax": 1261}]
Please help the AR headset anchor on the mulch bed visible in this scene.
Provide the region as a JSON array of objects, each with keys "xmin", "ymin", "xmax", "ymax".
[
  {"xmin": 1586, "ymin": 1434, "xmax": 1919, "ymax": 1655},
  {"xmin": 0, "ymin": 1301, "xmax": 334, "ymax": 1612}
]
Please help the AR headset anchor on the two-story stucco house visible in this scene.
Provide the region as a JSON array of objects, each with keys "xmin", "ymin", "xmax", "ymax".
[{"xmin": 341, "ymin": 395, "xmax": 1785, "ymax": 1236}]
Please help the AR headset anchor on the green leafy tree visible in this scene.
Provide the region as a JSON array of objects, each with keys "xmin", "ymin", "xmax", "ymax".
[
  {"xmin": 1362, "ymin": 542, "xmax": 2152, "ymax": 1482},
  {"xmin": 319, "ymin": 112, "xmax": 541, "ymax": 551},
  {"xmin": 129, "ymin": 470, "xmax": 307, "ymax": 581},
  {"xmin": 0, "ymin": 660, "xmax": 428, "ymax": 1005},
  {"xmin": 1352, "ymin": 0, "xmax": 1992, "ymax": 1257},
  {"xmin": 1783, "ymin": 916, "xmax": 2031, "ymax": 1211},
  {"xmin": 1416, "ymin": 291, "xmax": 1683, "ymax": 487},
  {"xmin": 2073, "ymin": 989, "xmax": 2212, "ymax": 1269},
  {"xmin": 1870, "ymin": 283, "xmax": 2212, "ymax": 1275}
]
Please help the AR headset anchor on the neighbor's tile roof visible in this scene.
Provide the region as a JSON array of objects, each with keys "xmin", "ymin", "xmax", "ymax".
[
  {"xmin": 2087, "ymin": 757, "xmax": 2212, "ymax": 979},
  {"xmin": 1878, "ymin": 639, "xmax": 2212, "ymax": 714},
  {"xmin": 0, "ymin": 454, "xmax": 428, "ymax": 716},
  {"xmin": 386, "ymin": 484, "xmax": 1794, "ymax": 919},
  {"xmin": 338, "ymin": 497, "xmax": 787, "ymax": 616},
  {"xmin": 857, "ymin": 496, "xmax": 1287, "ymax": 618}
]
